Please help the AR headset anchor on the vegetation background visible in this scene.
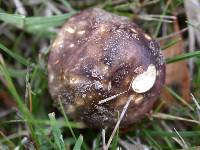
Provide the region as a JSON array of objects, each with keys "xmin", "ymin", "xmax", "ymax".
[{"xmin": 0, "ymin": 0, "xmax": 200, "ymax": 149}]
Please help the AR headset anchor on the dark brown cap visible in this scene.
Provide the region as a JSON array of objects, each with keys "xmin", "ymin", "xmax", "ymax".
[{"xmin": 48, "ymin": 8, "xmax": 166, "ymax": 128}]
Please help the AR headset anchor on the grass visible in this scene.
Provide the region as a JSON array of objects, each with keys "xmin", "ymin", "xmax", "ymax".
[{"xmin": 0, "ymin": 0, "xmax": 200, "ymax": 149}]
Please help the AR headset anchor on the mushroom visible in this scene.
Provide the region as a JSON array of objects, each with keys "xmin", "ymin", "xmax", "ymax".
[{"xmin": 48, "ymin": 8, "xmax": 166, "ymax": 128}]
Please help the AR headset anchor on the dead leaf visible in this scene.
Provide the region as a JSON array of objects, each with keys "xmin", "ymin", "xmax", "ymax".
[
  {"xmin": 0, "ymin": 91, "xmax": 17, "ymax": 108},
  {"xmin": 160, "ymin": 17, "xmax": 190, "ymax": 104}
]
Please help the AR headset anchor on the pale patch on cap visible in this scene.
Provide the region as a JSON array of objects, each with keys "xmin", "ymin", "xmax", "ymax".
[
  {"xmin": 132, "ymin": 64, "xmax": 157, "ymax": 93},
  {"xmin": 65, "ymin": 26, "xmax": 75, "ymax": 34},
  {"xmin": 98, "ymin": 24, "xmax": 107, "ymax": 33},
  {"xmin": 69, "ymin": 43, "xmax": 75, "ymax": 48},
  {"xmin": 52, "ymin": 38, "xmax": 64, "ymax": 48},
  {"xmin": 66, "ymin": 105, "xmax": 76, "ymax": 113},
  {"xmin": 69, "ymin": 77, "xmax": 80, "ymax": 85},
  {"xmin": 108, "ymin": 81, "xmax": 112, "ymax": 91},
  {"xmin": 49, "ymin": 74, "xmax": 55, "ymax": 83},
  {"xmin": 134, "ymin": 95, "xmax": 143, "ymax": 104},
  {"xmin": 144, "ymin": 33, "xmax": 152, "ymax": 40},
  {"xmin": 77, "ymin": 30, "xmax": 85, "ymax": 35},
  {"xmin": 54, "ymin": 59, "xmax": 60, "ymax": 65},
  {"xmin": 75, "ymin": 98, "xmax": 84, "ymax": 106},
  {"xmin": 130, "ymin": 28, "xmax": 137, "ymax": 33}
]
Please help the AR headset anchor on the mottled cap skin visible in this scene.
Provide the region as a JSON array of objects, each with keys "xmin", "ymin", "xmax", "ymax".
[{"xmin": 48, "ymin": 8, "xmax": 166, "ymax": 128}]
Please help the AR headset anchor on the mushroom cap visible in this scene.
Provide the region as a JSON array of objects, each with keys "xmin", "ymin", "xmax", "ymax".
[{"xmin": 48, "ymin": 8, "xmax": 166, "ymax": 128}]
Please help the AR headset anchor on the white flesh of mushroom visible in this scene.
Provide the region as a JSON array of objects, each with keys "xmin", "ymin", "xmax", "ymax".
[{"xmin": 132, "ymin": 64, "xmax": 157, "ymax": 93}]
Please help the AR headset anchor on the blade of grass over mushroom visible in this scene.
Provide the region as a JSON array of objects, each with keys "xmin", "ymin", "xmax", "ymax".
[
  {"xmin": 58, "ymin": 99, "xmax": 89, "ymax": 150},
  {"xmin": 105, "ymin": 96, "xmax": 133, "ymax": 150},
  {"xmin": 98, "ymin": 91, "xmax": 127, "ymax": 104},
  {"xmin": 0, "ymin": 43, "xmax": 30, "ymax": 66},
  {"xmin": 73, "ymin": 135, "xmax": 83, "ymax": 150},
  {"xmin": 166, "ymin": 51, "xmax": 200, "ymax": 64},
  {"xmin": 58, "ymin": 98, "xmax": 76, "ymax": 140},
  {"xmin": 49, "ymin": 112, "xmax": 66, "ymax": 150},
  {"xmin": 58, "ymin": 98, "xmax": 90, "ymax": 149}
]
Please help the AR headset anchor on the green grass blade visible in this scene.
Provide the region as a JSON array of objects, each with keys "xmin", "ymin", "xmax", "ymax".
[
  {"xmin": 25, "ymin": 12, "xmax": 76, "ymax": 33},
  {"xmin": 165, "ymin": 86, "xmax": 194, "ymax": 111},
  {"xmin": 0, "ymin": 131, "xmax": 16, "ymax": 149},
  {"xmin": 25, "ymin": 13, "xmax": 75, "ymax": 25},
  {"xmin": 0, "ymin": 68, "xmax": 26, "ymax": 77},
  {"xmin": 139, "ymin": 130, "xmax": 200, "ymax": 137},
  {"xmin": 143, "ymin": 130, "xmax": 162, "ymax": 149},
  {"xmin": 58, "ymin": 98, "xmax": 77, "ymax": 140},
  {"xmin": 111, "ymin": 112, "xmax": 119, "ymax": 150},
  {"xmin": 0, "ymin": 43, "xmax": 30, "ymax": 66},
  {"xmin": 0, "ymin": 62, "xmax": 40, "ymax": 148},
  {"xmin": 0, "ymin": 13, "xmax": 25, "ymax": 28},
  {"xmin": 73, "ymin": 135, "xmax": 83, "ymax": 150},
  {"xmin": 49, "ymin": 112, "xmax": 66, "ymax": 150},
  {"xmin": 58, "ymin": 0, "xmax": 75, "ymax": 12},
  {"xmin": 152, "ymin": 113, "xmax": 200, "ymax": 125},
  {"xmin": 1, "ymin": 118, "xmax": 83, "ymax": 129},
  {"xmin": 166, "ymin": 51, "xmax": 200, "ymax": 64},
  {"xmin": 0, "ymin": 12, "xmax": 76, "ymax": 34},
  {"xmin": 153, "ymin": 0, "xmax": 170, "ymax": 38},
  {"xmin": 0, "ymin": 64, "xmax": 26, "ymax": 112},
  {"xmin": 161, "ymin": 38, "xmax": 181, "ymax": 50}
]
